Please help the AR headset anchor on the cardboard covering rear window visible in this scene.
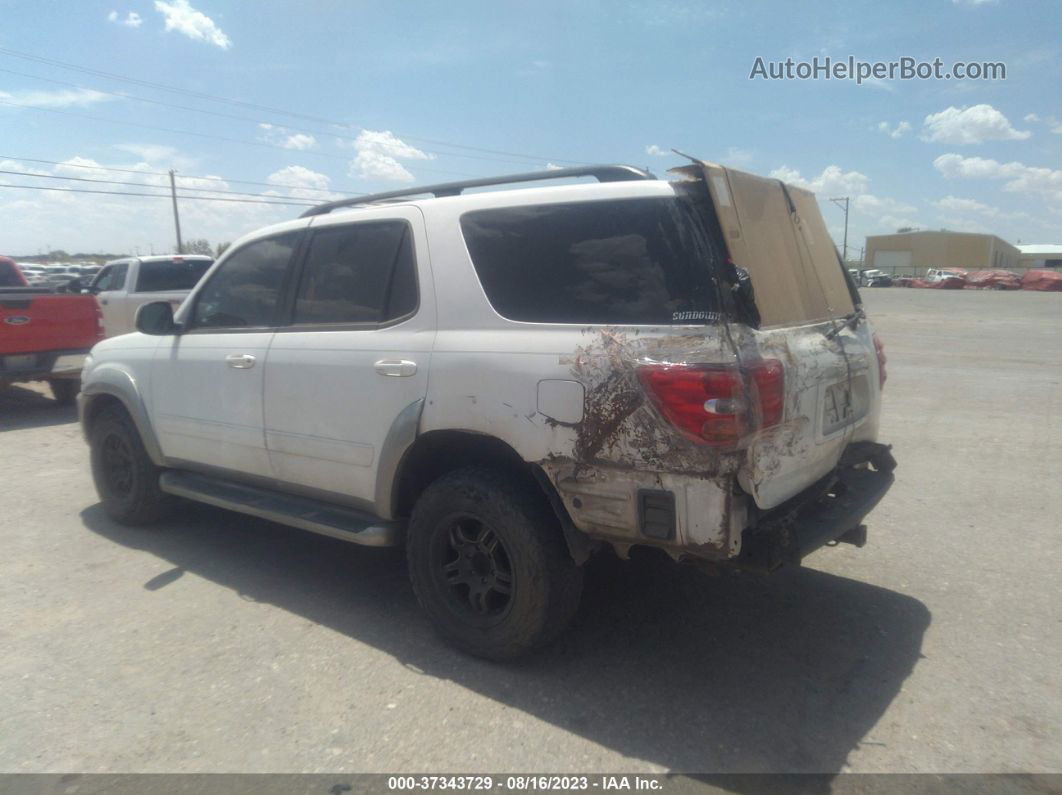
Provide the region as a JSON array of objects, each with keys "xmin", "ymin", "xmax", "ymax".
[{"xmin": 674, "ymin": 160, "xmax": 855, "ymax": 328}]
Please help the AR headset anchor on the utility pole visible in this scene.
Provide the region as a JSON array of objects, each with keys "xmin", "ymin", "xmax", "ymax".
[
  {"xmin": 169, "ymin": 169, "xmax": 183, "ymax": 254},
  {"xmin": 828, "ymin": 197, "xmax": 845, "ymax": 263}
]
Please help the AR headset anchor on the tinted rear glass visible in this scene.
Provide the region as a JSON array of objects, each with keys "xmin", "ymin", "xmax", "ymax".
[
  {"xmin": 460, "ymin": 198, "xmax": 719, "ymax": 325},
  {"xmin": 135, "ymin": 259, "xmax": 213, "ymax": 292}
]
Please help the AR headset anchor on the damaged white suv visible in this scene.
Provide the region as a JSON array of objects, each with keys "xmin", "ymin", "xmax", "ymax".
[{"xmin": 79, "ymin": 159, "xmax": 894, "ymax": 659}]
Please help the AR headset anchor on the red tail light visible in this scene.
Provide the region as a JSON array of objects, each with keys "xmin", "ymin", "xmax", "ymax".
[
  {"xmin": 873, "ymin": 332, "xmax": 887, "ymax": 388},
  {"xmin": 638, "ymin": 360, "xmax": 785, "ymax": 447}
]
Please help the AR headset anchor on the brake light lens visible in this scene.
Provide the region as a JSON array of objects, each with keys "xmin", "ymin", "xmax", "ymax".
[
  {"xmin": 873, "ymin": 332, "xmax": 887, "ymax": 388},
  {"xmin": 638, "ymin": 360, "xmax": 785, "ymax": 447}
]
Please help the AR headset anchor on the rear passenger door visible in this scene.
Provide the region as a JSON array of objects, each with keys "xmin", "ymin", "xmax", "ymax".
[{"xmin": 263, "ymin": 207, "xmax": 434, "ymax": 509}]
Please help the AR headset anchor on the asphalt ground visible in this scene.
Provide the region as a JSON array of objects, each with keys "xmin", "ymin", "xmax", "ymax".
[{"xmin": 0, "ymin": 288, "xmax": 1059, "ymax": 774}]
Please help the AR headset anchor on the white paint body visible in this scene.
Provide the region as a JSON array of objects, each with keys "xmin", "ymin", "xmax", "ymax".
[{"xmin": 82, "ymin": 179, "xmax": 884, "ymax": 559}]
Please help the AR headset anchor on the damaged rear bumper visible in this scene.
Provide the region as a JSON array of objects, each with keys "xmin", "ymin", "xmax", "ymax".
[{"xmin": 737, "ymin": 441, "xmax": 896, "ymax": 572}]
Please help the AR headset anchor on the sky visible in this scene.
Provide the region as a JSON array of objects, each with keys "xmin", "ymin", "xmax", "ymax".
[{"xmin": 0, "ymin": 0, "xmax": 1059, "ymax": 258}]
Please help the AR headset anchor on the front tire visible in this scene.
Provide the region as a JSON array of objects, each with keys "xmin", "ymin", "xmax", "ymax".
[
  {"xmin": 407, "ymin": 467, "xmax": 583, "ymax": 660},
  {"xmin": 89, "ymin": 405, "xmax": 171, "ymax": 525}
]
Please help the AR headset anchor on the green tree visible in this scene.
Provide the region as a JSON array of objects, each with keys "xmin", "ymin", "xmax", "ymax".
[
  {"xmin": 183, "ymin": 238, "xmax": 214, "ymax": 256},
  {"xmin": 216, "ymin": 241, "xmax": 231, "ymax": 258}
]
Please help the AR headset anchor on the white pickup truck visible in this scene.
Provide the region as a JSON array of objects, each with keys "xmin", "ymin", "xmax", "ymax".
[{"xmin": 87, "ymin": 255, "xmax": 213, "ymax": 337}]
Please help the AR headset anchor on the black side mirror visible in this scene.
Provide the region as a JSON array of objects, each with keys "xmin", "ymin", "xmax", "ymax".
[{"xmin": 136, "ymin": 301, "xmax": 179, "ymax": 335}]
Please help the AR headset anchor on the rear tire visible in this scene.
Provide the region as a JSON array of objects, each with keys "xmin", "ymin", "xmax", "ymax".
[
  {"xmin": 406, "ymin": 467, "xmax": 583, "ymax": 660},
  {"xmin": 89, "ymin": 405, "xmax": 171, "ymax": 525},
  {"xmin": 49, "ymin": 378, "xmax": 79, "ymax": 406}
]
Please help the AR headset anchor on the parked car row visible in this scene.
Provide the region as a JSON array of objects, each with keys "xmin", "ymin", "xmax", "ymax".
[
  {"xmin": 1, "ymin": 254, "xmax": 214, "ymax": 404},
  {"xmin": 16, "ymin": 263, "xmax": 102, "ymax": 289},
  {"xmin": 0, "ymin": 256, "xmax": 104, "ymax": 403}
]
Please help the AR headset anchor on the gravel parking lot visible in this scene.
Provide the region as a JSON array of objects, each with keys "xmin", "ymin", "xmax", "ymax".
[{"xmin": 1, "ymin": 288, "xmax": 1059, "ymax": 774}]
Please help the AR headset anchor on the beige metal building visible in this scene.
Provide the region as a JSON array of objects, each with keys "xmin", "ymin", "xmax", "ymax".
[
  {"xmin": 1017, "ymin": 244, "xmax": 1062, "ymax": 270},
  {"xmin": 864, "ymin": 230, "xmax": 1021, "ymax": 276}
]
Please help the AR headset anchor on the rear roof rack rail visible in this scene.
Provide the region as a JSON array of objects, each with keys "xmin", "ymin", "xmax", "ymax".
[{"xmin": 299, "ymin": 164, "xmax": 656, "ymax": 218}]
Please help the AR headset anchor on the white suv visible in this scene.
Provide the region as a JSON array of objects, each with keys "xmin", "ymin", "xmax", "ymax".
[{"xmin": 79, "ymin": 160, "xmax": 895, "ymax": 659}]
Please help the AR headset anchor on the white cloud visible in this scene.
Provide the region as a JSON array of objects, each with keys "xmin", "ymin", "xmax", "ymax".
[
  {"xmin": 109, "ymin": 10, "xmax": 143, "ymax": 27},
  {"xmin": 877, "ymin": 120, "xmax": 912, "ymax": 139},
  {"xmin": 544, "ymin": 163, "xmax": 564, "ymax": 170},
  {"xmin": 282, "ymin": 133, "xmax": 316, "ymax": 151},
  {"xmin": 934, "ymin": 195, "xmax": 997, "ymax": 215},
  {"xmin": 154, "ymin": 0, "xmax": 231, "ymax": 49},
  {"xmin": 921, "ymin": 104, "xmax": 1031, "ymax": 144},
  {"xmin": 351, "ymin": 130, "xmax": 432, "ymax": 183},
  {"xmin": 645, "ymin": 144, "xmax": 669, "ymax": 157},
  {"xmin": 771, "ymin": 164, "xmax": 924, "ymax": 238},
  {"xmin": 0, "ymin": 154, "xmax": 299, "ymax": 254},
  {"xmin": 934, "ymin": 153, "xmax": 1062, "ymax": 203},
  {"xmin": 267, "ymin": 165, "xmax": 341, "ymax": 201},
  {"xmin": 853, "ymin": 194, "xmax": 916, "ymax": 215},
  {"xmin": 268, "ymin": 166, "xmax": 330, "ymax": 191},
  {"xmin": 1024, "ymin": 113, "xmax": 1041, "ymax": 123},
  {"xmin": 769, "ymin": 164, "xmax": 870, "ymax": 196},
  {"xmin": 352, "ymin": 151, "xmax": 416, "ymax": 183},
  {"xmin": 0, "ymin": 88, "xmax": 116, "ymax": 109}
]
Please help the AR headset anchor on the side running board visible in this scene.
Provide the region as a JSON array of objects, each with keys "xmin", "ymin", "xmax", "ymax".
[{"xmin": 159, "ymin": 470, "xmax": 403, "ymax": 547}]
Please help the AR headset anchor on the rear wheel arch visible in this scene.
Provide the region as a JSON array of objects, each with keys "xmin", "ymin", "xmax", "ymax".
[{"xmin": 391, "ymin": 430, "xmax": 594, "ymax": 564}]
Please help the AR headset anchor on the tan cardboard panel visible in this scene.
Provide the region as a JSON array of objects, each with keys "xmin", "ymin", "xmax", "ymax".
[{"xmin": 678, "ymin": 159, "xmax": 854, "ymax": 327}]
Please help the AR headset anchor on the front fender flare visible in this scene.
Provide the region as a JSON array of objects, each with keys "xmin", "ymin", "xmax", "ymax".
[{"xmin": 79, "ymin": 366, "xmax": 164, "ymax": 465}]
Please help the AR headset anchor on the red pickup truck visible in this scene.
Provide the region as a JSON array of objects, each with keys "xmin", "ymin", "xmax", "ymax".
[{"xmin": 0, "ymin": 256, "xmax": 104, "ymax": 405}]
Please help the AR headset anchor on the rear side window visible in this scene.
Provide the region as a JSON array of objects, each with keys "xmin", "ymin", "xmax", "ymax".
[
  {"xmin": 293, "ymin": 221, "xmax": 417, "ymax": 325},
  {"xmin": 192, "ymin": 233, "xmax": 298, "ymax": 329},
  {"xmin": 135, "ymin": 259, "xmax": 213, "ymax": 292},
  {"xmin": 460, "ymin": 198, "xmax": 720, "ymax": 325},
  {"xmin": 92, "ymin": 263, "xmax": 128, "ymax": 292}
]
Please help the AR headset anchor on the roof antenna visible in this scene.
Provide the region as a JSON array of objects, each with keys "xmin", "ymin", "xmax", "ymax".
[{"xmin": 671, "ymin": 148, "xmax": 702, "ymax": 164}]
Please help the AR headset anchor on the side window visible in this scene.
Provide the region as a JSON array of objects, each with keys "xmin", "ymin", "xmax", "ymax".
[
  {"xmin": 191, "ymin": 233, "xmax": 299, "ymax": 329},
  {"xmin": 293, "ymin": 221, "xmax": 417, "ymax": 326},
  {"xmin": 460, "ymin": 198, "xmax": 720, "ymax": 325},
  {"xmin": 92, "ymin": 263, "xmax": 127, "ymax": 292}
]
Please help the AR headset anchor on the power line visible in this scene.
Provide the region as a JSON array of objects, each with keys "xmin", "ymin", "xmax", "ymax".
[
  {"xmin": 0, "ymin": 66, "xmax": 568, "ymax": 169},
  {"xmin": 0, "ymin": 167, "xmax": 337, "ymax": 201},
  {"xmin": 0, "ymin": 154, "xmax": 363, "ymax": 195},
  {"xmin": 0, "ymin": 99, "xmax": 477, "ymax": 178},
  {"xmin": 0, "ymin": 182, "xmax": 316, "ymax": 206},
  {"xmin": 0, "ymin": 45, "xmax": 586, "ymax": 166}
]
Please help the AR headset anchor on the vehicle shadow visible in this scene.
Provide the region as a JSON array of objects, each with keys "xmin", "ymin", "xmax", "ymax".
[
  {"xmin": 0, "ymin": 384, "xmax": 76, "ymax": 431},
  {"xmin": 80, "ymin": 503, "xmax": 930, "ymax": 774}
]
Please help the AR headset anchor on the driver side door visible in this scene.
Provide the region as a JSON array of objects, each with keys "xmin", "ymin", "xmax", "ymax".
[{"xmin": 150, "ymin": 229, "xmax": 304, "ymax": 479}]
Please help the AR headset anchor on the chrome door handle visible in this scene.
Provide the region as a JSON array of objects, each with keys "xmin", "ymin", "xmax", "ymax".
[
  {"xmin": 374, "ymin": 359, "xmax": 417, "ymax": 377},
  {"xmin": 225, "ymin": 353, "xmax": 256, "ymax": 369}
]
